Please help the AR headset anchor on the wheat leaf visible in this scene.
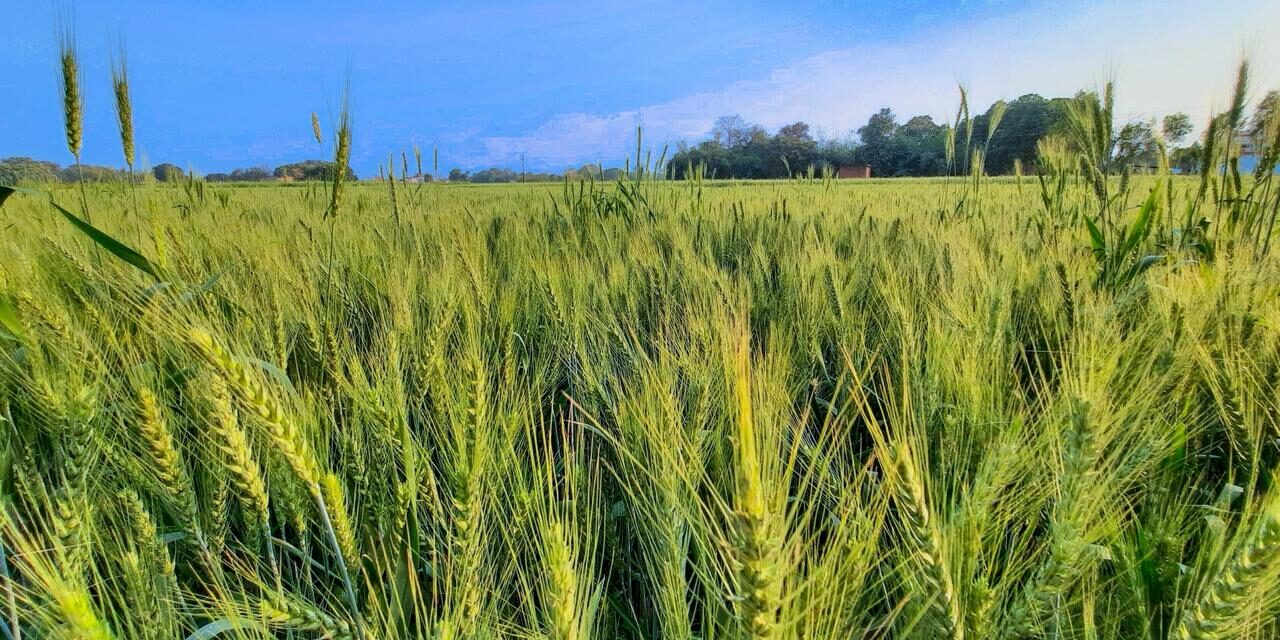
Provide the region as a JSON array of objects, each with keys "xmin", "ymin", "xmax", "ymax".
[{"xmin": 50, "ymin": 197, "xmax": 160, "ymax": 279}]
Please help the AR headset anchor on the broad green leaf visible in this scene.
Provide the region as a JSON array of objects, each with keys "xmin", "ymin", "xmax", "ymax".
[
  {"xmin": 1203, "ymin": 514, "xmax": 1226, "ymax": 532},
  {"xmin": 0, "ymin": 185, "xmax": 47, "ymax": 209},
  {"xmin": 245, "ymin": 357, "xmax": 299, "ymax": 398},
  {"xmin": 1086, "ymin": 543, "xmax": 1113, "ymax": 562},
  {"xmin": 0, "ymin": 297, "xmax": 25, "ymax": 341},
  {"xmin": 161, "ymin": 531, "xmax": 187, "ymax": 544},
  {"xmin": 51, "ymin": 198, "xmax": 161, "ymax": 279},
  {"xmin": 1216, "ymin": 484, "xmax": 1244, "ymax": 508},
  {"xmin": 185, "ymin": 619, "xmax": 241, "ymax": 640},
  {"xmin": 1135, "ymin": 254, "xmax": 1164, "ymax": 273},
  {"xmin": 194, "ymin": 265, "xmax": 233, "ymax": 295},
  {"xmin": 143, "ymin": 282, "xmax": 176, "ymax": 301},
  {"xmin": 1121, "ymin": 186, "xmax": 1160, "ymax": 258},
  {"xmin": 1083, "ymin": 215, "xmax": 1106, "ymax": 256},
  {"xmin": 179, "ymin": 265, "xmax": 237, "ymax": 305}
]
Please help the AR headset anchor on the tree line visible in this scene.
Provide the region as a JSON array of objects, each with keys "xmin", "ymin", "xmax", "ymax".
[
  {"xmin": 669, "ymin": 90, "xmax": 1278, "ymax": 179},
  {"xmin": 445, "ymin": 164, "xmax": 630, "ymax": 183},
  {"xmin": 0, "ymin": 155, "xmax": 591, "ymax": 186},
  {"xmin": 0, "ymin": 158, "xmax": 358, "ymax": 185},
  {"xmin": 4, "ymin": 89, "xmax": 1274, "ymax": 186}
]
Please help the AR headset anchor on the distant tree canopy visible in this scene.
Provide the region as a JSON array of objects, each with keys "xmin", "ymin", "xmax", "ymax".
[
  {"xmin": 273, "ymin": 160, "xmax": 356, "ymax": 182},
  {"xmin": 891, "ymin": 115, "xmax": 948, "ymax": 177},
  {"xmin": 4, "ymin": 86, "xmax": 1277, "ymax": 184},
  {"xmin": 855, "ymin": 108, "xmax": 898, "ymax": 176},
  {"xmin": 668, "ymin": 119, "xmax": 824, "ymax": 180},
  {"xmin": 4, "ymin": 157, "xmax": 357, "ymax": 185},
  {"xmin": 0, "ymin": 157, "xmax": 60, "ymax": 185},
  {"xmin": 65, "ymin": 165, "xmax": 128, "ymax": 183},
  {"xmin": 1170, "ymin": 142, "xmax": 1203, "ymax": 174},
  {"xmin": 563, "ymin": 164, "xmax": 622, "ymax": 181},
  {"xmin": 1114, "ymin": 120, "xmax": 1160, "ymax": 169},
  {"xmin": 978, "ymin": 94, "xmax": 1073, "ymax": 174},
  {"xmin": 663, "ymin": 91, "xmax": 1227, "ymax": 179},
  {"xmin": 469, "ymin": 167, "xmax": 519, "ymax": 183},
  {"xmin": 776, "ymin": 121, "xmax": 812, "ymax": 141},
  {"xmin": 437, "ymin": 166, "xmax": 589, "ymax": 183},
  {"xmin": 709, "ymin": 114, "xmax": 763, "ymax": 149},
  {"xmin": 1163, "ymin": 113, "xmax": 1194, "ymax": 146},
  {"xmin": 1252, "ymin": 90, "xmax": 1279, "ymax": 146},
  {"xmin": 465, "ymin": 167, "xmax": 566, "ymax": 183},
  {"xmin": 153, "ymin": 163, "xmax": 185, "ymax": 182},
  {"xmin": 232, "ymin": 167, "xmax": 274, "ymax": 181},
  {"xmin": 667, "ymin": 95, "xmax": 1075, "ymax": 179}
]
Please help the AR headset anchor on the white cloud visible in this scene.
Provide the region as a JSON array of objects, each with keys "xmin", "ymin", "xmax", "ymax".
[{"xmin": 477, "ymin": 0, "xmax": 1280, "ymax": 169}]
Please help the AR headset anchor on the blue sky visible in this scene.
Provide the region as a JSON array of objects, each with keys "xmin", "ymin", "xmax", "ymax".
[{"xmin": 2, "ymin": 0, "xmax": 1277, "ymax": 175}]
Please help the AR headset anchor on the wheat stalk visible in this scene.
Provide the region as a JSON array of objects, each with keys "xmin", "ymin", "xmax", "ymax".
[
  {"xmin": 58, "ymin": 25, "xmax": 82, "ymax": 162},
  {"xmin": 188, "ymin": 328, "xmax": 363, "ymax": 636},
  {"xmin": 891, "ymin": 444, "xmax": 964, "ymax": 640},
  {"xmin": 135, "ymin": 387, "xmax": 209, "ymax": 556},
  {"xmin": 387, "ymin": 154, "xmax": 400, "ymax": 226},
  {"xmin": 729, "ymin": 340, "xmax": 783, "ymax": 639},
  {"xmin": 260, "ymin": 596, "xmax": 354, "ymax": 639},
  {"xmin": 110, "ymin": 48, "xmax": 134, "ymax": 169},
  {"xmin": 204, "ymin": 376, "xmax": 271, "ymax": 523},
  {"xmin": 1175, "ymin": 494, "xmax": 1280, "ymax": 639},
  {"xmin": 119, "ymin": 550, "xmax": 167, "ymax": 640},
  {"xmin": 541, "ymin": 519, "xmax": 580, "ymax": 640},
  {"xmin": 328, "ymin": 91, "xmax": 352, "ymax": 219},
  {"xmin": 57, "ymin": 19, "xmax": 91, "ymax": 223},
  {"xmin": 117, "ymin": 490, "xmax": 177, "ymax": 592},
  {"xmin": 189, "ymin": 330, "xmax": 321, "ymax": 493},
  {"xmin": 109, "ymin": 42, "xmax": 144, "ymax": 225},
  {"xmin": 322, "ymin": 473, "xmax": 361, "ymax": 582}
]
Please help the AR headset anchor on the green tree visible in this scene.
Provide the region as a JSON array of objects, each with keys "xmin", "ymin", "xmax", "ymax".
[
  {"xmin": 1250, "ymin": 90, "xmax": 1279, "ymax": 147},
  {"xmin": 776, "ymin": 122, "xmax": 813, "ymax": 141},
  {"xmin": 273, "ymin": 160, "xmax": 355, "ymax": 181},
  {"xmin": 982, "ymin": 94, "xmax": 1069, "ymax": 174},
  {"xmin": 1162, "ymin": 112, "xmax": 1193, "ymax": 146},
  {"xmin": 856, "ymin": 108, "xmax": 899, "ymax": 176},
  {"xmin": 764, "ymin": 122, "xmax": 817, "ymax": 177},
  {"xmin": 1171, "ymin": 142, "xmax": 1203, "ymax": 174},
  {"xmin": 889, "ymin": 115, "xmax": 947, "ymax": 176},
  {"xmin": 709, "ymin": 114, "xmax": 757, "ymax": 149},
  {"xmin": 62, "ymin": 165, "xmax": 124, "ymax": 182},
  {"xmin": 153, "ymin": 163, "xmax": 185, "ymax": 182},
  {"xmin": 470, "ymin": 168, "xmax": 519, "ymax": 183},
  {"xmin": 230, "ymin": 167, "xmax": 274, "ymax": 181},
  {"xmin": 0, "ymin": 157, "xmax": 61, "ymax": 185},
  {"xmin": 816, "ymin": 136, "xmax": 858, "ymax": 170},
  {"xmin": 1114, "ymin": 120, "xmax": 1159, "ymax": 169},
  {"xmin": 668, "ymin": 141, "xmax": 733, "ymax": 179}
]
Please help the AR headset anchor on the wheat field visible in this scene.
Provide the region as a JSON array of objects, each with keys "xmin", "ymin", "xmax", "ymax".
[{"xmin": 2, "ymin": 54, "xmax": 1280, "ymax": 639}]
